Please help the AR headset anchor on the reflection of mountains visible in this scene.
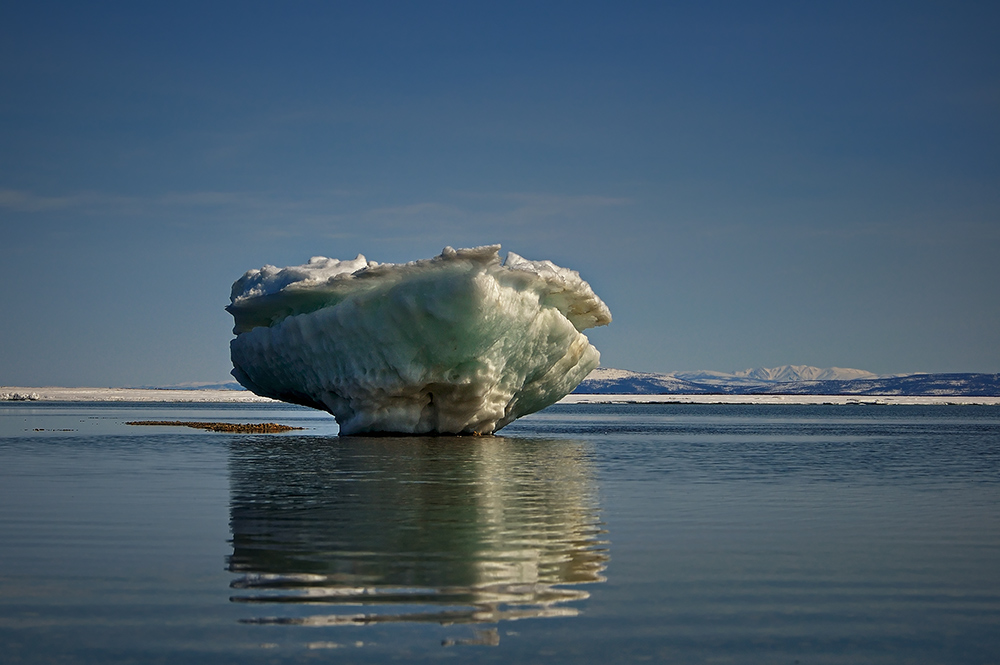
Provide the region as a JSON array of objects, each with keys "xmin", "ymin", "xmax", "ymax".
[{"xmin": 228, "ymin": 436, "xmax": 608, "ymax": 627}]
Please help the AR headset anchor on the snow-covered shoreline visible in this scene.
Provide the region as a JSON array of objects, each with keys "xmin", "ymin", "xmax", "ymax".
[
  {"xmin": 560, "ymin": 393, "xmax": 1000, "ymax": 406},
  {"xmin": 0, "ymin": 387, "xmax": 277, "ymax": 403},
  {"xmin": 3, "ymin": 387, "xmax": 998, "ymax": 406}
]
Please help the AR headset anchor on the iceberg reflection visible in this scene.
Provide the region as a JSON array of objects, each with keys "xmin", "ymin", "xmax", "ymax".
[{"xmin": 227, "ymin": 436, "xmax": 608, "ymax": 628}]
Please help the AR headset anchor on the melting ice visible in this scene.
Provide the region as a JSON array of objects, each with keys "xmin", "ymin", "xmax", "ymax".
[{"xmin": 227, "ymin": 245, "xmax": 611, "ymax": 435}]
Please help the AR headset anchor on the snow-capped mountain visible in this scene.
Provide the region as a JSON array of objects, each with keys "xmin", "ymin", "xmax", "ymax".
[
  {"xmin": 131, "ymin": 381, "xmax": 246, "ymax": 391},
  {"xmin": 736, "ymin": 366, "xmax": 882, "ymax": 382},
  {"xmin": 576, "ymin": 367, "xmax": 712, "ymax": 394},
  {"xmin": 575, "ymin": 366, "xmax": 1000, "ymax": 397},
  {"xmin": 672, "ymin": 365, "xmax": 882, "ymax": 384}
]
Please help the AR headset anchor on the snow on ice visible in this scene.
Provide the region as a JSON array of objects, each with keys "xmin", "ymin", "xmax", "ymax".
[{"xmin": 227, "ymin": 245, "xmax": 612, "ymax": 435}]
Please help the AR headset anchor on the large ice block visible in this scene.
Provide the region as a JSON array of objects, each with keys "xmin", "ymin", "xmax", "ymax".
[{"xmin": 227, "ymin": 245, "xmax": 611, "ymax": 435}]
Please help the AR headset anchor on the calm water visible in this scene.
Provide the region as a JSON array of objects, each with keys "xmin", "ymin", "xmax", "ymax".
[{"xmin": 1, "ymin": 402, "xmax": 998, "ymax": 663}]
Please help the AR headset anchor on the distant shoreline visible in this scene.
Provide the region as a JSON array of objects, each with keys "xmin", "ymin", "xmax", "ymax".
[
  {"xmin": 3, "ymin": 387, "xmax": 999, "ymax": 406},
  {"xmin": 0, "ymin": 387, "xmax": 274, "ymax": 403},
  {"xmin": 561, "ymin": 393, "xmax": 1000, "ymax": 406}
]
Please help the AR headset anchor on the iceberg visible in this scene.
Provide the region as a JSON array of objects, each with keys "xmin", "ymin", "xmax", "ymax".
[{"xmin": 227, "ymin": 245, "xmax": 611, "ymax": 435}]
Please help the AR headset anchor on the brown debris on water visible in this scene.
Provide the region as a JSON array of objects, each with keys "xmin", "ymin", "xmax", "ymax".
[{"xmin": 126, "ymin": 421, "xmax": 304, "ymax": 433}]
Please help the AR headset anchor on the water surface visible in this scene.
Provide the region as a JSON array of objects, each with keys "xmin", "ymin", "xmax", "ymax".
[{"xmin": 1, "ymin": 402, "xmax": 998, "ymax": 662}]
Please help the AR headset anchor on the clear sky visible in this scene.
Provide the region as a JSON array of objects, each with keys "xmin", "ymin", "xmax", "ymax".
[{"xmin": 2, "ymin": 1, "xmax": 998, "ymax": 387}]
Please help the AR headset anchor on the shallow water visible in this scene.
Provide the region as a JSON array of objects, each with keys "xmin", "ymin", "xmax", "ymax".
[{"xmin": 1, "ymin": 402, "xmax": 998, "ymax": 663}]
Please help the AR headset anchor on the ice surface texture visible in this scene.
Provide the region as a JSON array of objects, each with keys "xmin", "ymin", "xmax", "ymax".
[{"xmin": 227, "ymin": 245, "xmax": 611, "ymax": 435}]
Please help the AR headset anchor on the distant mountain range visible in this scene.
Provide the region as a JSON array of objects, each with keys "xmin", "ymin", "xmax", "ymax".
[
  {"xmin": 130, "ymin": 381, "xmax": 245, "ymax": 391},
  {"xmin": 133, "ymin": 366, "xmax": 999, "ymax": 397},
  {"xmin": 576, "ymin": 366, "xmax": 1000, "ymax": 397}
]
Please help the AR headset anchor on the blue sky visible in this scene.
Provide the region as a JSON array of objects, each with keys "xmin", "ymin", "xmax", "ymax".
[{"xmin": 2, "ymin": 1, "xmax": 998, "ymax": 386}]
